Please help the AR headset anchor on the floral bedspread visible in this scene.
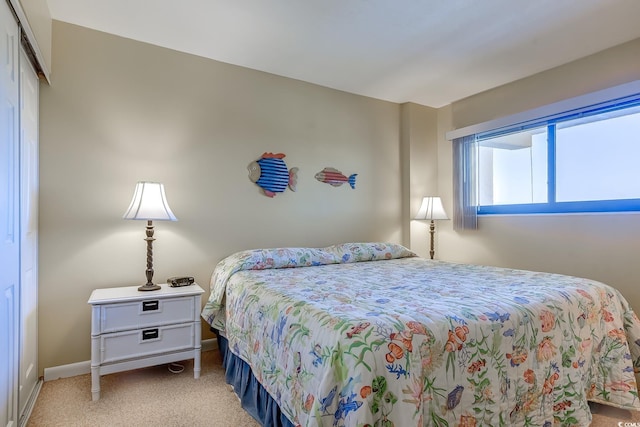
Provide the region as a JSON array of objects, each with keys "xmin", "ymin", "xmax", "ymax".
[{"xmin": 201, "ymin": 243, "xmax": 640, "ymax": 426}]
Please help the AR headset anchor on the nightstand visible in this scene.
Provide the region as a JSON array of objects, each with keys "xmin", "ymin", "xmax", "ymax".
[{"xmin": 88, "ymin": 283, "xmax": 205, "ymax": 401}]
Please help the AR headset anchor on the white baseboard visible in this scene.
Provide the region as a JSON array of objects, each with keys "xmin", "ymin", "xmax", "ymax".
[
  {"xmin": 43, "ymin": 338, "xmax": 218, "ymax": 382},
  {"xmin": 44, "ymin": 360, "xmax": 91, "ymax": 381}
]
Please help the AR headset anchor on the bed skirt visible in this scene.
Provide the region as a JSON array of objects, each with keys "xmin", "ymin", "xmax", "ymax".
[{"xmin": 215, "ymin": 330, "xmax": 294, "ymax": 427}]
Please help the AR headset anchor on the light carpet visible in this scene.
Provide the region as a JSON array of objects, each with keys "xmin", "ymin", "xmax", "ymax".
[
  {"xmin": 27, "ymin": 350, "xmax": 640, "ymax": 426},
  {"xmin": 28, "ymin": 350, "xmax": 258, "ymax": 427}
]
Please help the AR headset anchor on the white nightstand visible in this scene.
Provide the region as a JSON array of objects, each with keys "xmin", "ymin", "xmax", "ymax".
[{"xmin": 88, "ymin": 283, "xmax": 205, "ymax": 401}]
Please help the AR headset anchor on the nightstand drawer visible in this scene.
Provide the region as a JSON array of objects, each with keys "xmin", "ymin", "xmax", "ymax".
[
  {"xmin": 100, "ymin": 323, "xmax": 195, "ymax": 364},
  {"xmin": 97, "ymin": 296, "xmax": 195, "ymax": 333}
]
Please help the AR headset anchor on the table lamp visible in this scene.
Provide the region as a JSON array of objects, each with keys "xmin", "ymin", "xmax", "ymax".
[
  {"xmin": 414, "ymin": 196, "xmax": 448, "ymax": 260},
  {"xmin": 123, "ymin": 181, "xmax": 177, "ymax": 291}
]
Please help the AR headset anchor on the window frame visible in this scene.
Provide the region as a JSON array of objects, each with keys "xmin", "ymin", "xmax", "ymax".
[{"xmin": 475, "ymin": 97, "xmax": 640, "ymax": 215}]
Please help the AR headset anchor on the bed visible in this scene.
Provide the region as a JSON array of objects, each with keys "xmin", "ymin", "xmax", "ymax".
[{"xmin": 201, "ymin": 242, "xmax": 640, "ymax": 426}]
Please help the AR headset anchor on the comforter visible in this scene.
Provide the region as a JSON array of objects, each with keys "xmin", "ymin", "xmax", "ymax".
[{"xmin": 201, "ymin": 243, "xmax": 640, "ymax": 426}]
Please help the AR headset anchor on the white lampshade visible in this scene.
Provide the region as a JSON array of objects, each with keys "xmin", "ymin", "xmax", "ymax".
[
  {"xmin": 414, "ymin": 196, "xmax": 448, "ymax": 221},
  {"xmin": 123, "ymin": 182, "xmax": 177, "ymax": 221}
]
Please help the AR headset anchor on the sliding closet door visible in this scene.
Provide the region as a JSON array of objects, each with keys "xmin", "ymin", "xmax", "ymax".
[
  {"xmin": 19, "ymin": 47, "xmax": 39, "ymax": 419},
  {"xmin": 0, "ymin": 0, "xmax": 21, "ymax": 425}
]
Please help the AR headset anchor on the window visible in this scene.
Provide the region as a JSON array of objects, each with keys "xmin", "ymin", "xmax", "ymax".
[{"xmin": 476, "ymin": 100, "xmax": 640, "ymax": 215}]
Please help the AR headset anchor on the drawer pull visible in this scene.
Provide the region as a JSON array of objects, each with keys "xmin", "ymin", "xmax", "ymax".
[
  {"xmin": 142, "ymin": 328, "xmax": 159, "ymax": 340},
  {"xmin": 142, "ymin": 300, "xmax": 159, "ymax": 312}
]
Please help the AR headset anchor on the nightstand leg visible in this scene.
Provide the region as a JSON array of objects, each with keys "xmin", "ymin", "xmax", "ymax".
[
  {"xmin": 194, "ymin": 325, "xmax": 202, "ymax": 379},
  {"xmin": 91, "ymin": 364, "xmax": 100, "ymax": 401},
  {"xmin": 91, "ymin": 335, "xmax": 100, "ymax": 400},
  {"xmin": 194, "ymin": 350, "xmax": 201, "ymax": 379}
]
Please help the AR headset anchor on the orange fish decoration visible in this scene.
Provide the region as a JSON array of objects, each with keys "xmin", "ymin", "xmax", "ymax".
[
  {"xmin": 315, "ymin": 167, "xmax": 357, "ymax": 189},
  {"xmin": 467, "ymin": 359, "xmax": 486, "ymax": 374},
  {"xmin": 542, "ymin": 372, "xmax": 560, "ymax": 394},
  {"xmin": 385, "ymin": 330, "xmax": 414, "ymax": 362},
  {"xmin": 445, "ymin": 325, "xmax": 469, "ymax": 352},
  {"xmin": 553, "ymin": 400, "xmax": 572, "ymax": 412},
  {"xmin": 606, "ymin": 380, "xmax": 633, "ymax": 392},
  {"xmin": 303, "ymin": 394, "xmax": 315, "ymax": 413},
  {"xmin": 346, "ymin": 322, "xmax": 370, "ymax": 339},
  {"xmin": 406, "ymin": 321, "xmax": 430, "ymax": 336},
  {"xmin": 386, "ymin": 342, "xmax": 405, "ymax": 363}
]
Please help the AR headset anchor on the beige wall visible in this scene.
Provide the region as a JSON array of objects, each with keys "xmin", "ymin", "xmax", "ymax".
[
  {"xmin": 451, "ymin": 38, "xmax": 640, "ymax": 129},
  {"xmin": 436, "ymin": 38, "xmax": 640, "ymax": 315},
  {"xmin": 401, "ymin": 103, "xmax": 439, "ymax": 256},
  {"xmin": 39, "ymin": 22, "xmax": 404, "ymax": 373}
]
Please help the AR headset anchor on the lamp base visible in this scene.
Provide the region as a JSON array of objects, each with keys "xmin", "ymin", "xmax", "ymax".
[
  {"xmin": 138, "ymin": 283, "xmax": 161, "ymax": 292},
  {"xmin": 138, "ymin": 220, "xmax": 161, "ymax": 292},
  {"xmin": 429, "ymin": 220, "xmax": 436, "ymax": 260}
]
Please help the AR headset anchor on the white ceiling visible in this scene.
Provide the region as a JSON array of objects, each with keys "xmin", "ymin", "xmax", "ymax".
[{"xmin": 46, "ymin": 0, "xmax": 640, "ymax": 107}]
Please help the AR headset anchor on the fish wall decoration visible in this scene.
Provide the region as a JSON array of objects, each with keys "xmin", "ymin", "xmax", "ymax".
[
  {"xmin": 248, "ymin": 152, "xmax": 298, "ymax": 197},
  {"xmin": 315, "ymin": 167, "xmax": 357, "ymax": 189}
]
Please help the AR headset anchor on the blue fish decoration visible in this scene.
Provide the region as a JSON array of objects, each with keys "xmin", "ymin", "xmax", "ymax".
[
  {"xmin": 446, "ymin": 385, "xmax": 464, "ymax": 410},
  {"xmin": 248, "ymin": 152, "xmax": 298, "ymax": 197},
  {"xmin": 319, "ymin": 386, "xmax": 337, "ymax": 414},
  {"xmin": 485, "ymin": 311, "xmax": 510, "ymax": 323},
  {"xmin": 310, "ymin": 344, "xmax": 323, "ymax": 367},
  {"xmin": 334, "ymin": 392, "xmax": 363, "ymax": 423}
]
